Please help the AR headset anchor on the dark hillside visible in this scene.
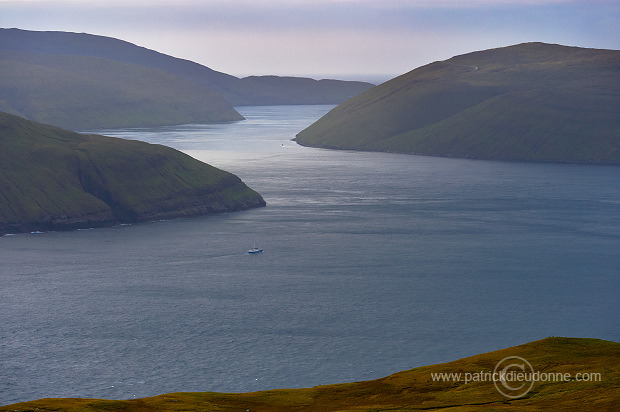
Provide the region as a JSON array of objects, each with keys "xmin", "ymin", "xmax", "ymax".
[
  {"xmin": 0, "ymin": 112, "xmax": 265, "ymax": 234},
  {"xmin": 0, "ymin": 48, "xmax": 244, "ymax": 129},
  {"xmin": 295, "ymin": 43, "xmax": 620, "ymax": 164}
]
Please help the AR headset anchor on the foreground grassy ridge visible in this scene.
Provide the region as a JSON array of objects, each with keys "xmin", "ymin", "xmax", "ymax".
[
  {"xmin": 3, "ymin": 337, "xmax": 618, "ymax": 411},
  {"xmin": 0, "ymin": 112, "xmax": 265, "ymax": 234},
  {"xmin": 295, "ymin": 43, "xmax": 620, "ymax": 164}
]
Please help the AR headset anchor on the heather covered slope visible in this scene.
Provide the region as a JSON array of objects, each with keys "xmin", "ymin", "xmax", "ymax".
[
  {"xmin": 0, "ymin": 28, "xmax": 374, "ymax": 110},
  {"xmin": 2, "ymin": 337, "xmax": 618, "ymax": 411},
  {"xmin": 295, "ymin": 43, "xmax": 620, "ymax": 164},
  {"xmin": 0, "ymin": 112, "xmax": 265, "ymax": 234}
]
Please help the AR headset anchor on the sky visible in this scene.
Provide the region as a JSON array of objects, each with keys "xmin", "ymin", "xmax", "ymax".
[{"xmin": 1, "ymin": 0, "xmax": 619, "ymax": 83}]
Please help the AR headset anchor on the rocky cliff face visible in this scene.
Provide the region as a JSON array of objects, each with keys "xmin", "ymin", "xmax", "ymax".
[{"xmin": 0, "ymin": 112, "xmax": 265, "ymax": 234}]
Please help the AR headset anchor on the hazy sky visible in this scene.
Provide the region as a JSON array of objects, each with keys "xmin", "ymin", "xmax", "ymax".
[{"xmin": 1, "ymin": 0, "xmax": 618, "ymax": 82}]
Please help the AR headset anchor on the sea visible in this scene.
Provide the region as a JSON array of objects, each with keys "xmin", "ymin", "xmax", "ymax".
[{"xmin": 1, "ymin": 105, "xmax": 619, "ymax": 405}]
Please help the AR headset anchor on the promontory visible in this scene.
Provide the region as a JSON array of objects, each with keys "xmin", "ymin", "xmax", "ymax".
[{"xmin": 0, "ymin": 112, "xmax": 265, "ymax": 235}]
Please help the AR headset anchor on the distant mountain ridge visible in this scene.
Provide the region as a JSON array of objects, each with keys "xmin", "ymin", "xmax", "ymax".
[
  {"xmin": 295, "ymin": 42, "xmax": 620, "ymax": 165},
  {"xmin": 0, "ymin": 112, "xmax": 265, "ymax": 234},
  {"xmin": 0, "ymin": 28, "xmax": 373, "ymax": 128}
]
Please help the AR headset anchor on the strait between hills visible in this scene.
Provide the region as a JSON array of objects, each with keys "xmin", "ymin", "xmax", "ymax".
[
  {"xmin": 0, "ymin": 112, "xmax": 265, "ymax": 235},
  {"xmin": 1, "ymin": 337, "xmax": 618, "ymax": 411},
  {"xmin": 295, "ymin": 42, "xmax": 620, "ymax": 165}
]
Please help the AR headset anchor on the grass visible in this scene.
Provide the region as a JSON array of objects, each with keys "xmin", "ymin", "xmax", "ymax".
[
  {"xmin": 1, "ymin": 337, "xmax": 618, "ymax": 411},
  {"xmin": 295, "ymin": 43, "xmax": 620, "ymax": 164},
  {"xmin": 0, "ymin": 112, "xmax": 265, "ymax": 234}
]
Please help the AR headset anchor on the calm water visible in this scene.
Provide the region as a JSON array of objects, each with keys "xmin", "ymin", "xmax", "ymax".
[{"xmin": 1, "ymin": 105, "xmax": 619, "ymax": 405}]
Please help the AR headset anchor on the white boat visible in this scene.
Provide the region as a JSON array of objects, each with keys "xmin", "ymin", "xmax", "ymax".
[{"xmin": 248, "ymin": 245, "xmax": 263, "ymax": 254}]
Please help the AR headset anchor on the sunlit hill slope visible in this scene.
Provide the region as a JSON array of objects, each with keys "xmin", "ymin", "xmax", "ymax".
[{"xmin": 2, "ymin": 337, "xmax": 618, "ymax": 411}]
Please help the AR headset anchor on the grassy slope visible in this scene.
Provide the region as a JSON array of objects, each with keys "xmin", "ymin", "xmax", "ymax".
[
  {"xmin": 0, "ymin": 49, "xmax": 243, "ymax": 129},
  {"xmin": 2, "ymin": 337, "xmax": 618, "ymax": 411},
  {"xmin": 0, "ymin": 112, "xmax": 265, "ymax": 234},
  {"xmin": 295, "ymin": 43, "xmax": 620, "ymax": 164}
]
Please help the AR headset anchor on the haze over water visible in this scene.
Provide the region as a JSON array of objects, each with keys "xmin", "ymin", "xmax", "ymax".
[{"xmin": 1, "ymin": 105, "xmax": 619, "ymax": 405}]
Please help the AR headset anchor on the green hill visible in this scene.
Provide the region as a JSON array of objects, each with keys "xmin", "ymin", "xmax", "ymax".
[
  {"xmin": 2, "ymin": 337, "xmax": 618, "ymax": 411},
  {"xmin": 0, "ymin": 48, "xmax": 243, "ymax": 129},
  {"xmin": 0, "ymin": 28, "xmax": 374, "ymax": 112},
  {"xmin": 295, "ymin": 43, "xmax": 620, "ymax": 164},
  {"xmin": 0, "ymin": 112, "xmax": 265, "ymax": 234}
]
